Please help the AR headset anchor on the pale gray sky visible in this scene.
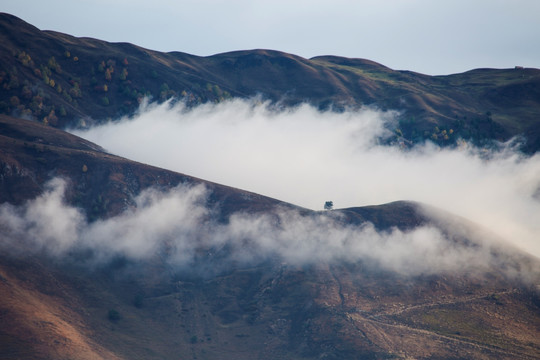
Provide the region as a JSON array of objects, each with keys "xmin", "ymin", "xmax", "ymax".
[{"xmin": 3, "ymin": 0, "xmax": 539, "ymax": 75}]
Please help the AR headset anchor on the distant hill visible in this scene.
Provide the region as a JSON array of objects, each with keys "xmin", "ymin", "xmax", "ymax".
[{"xmin": 1, "ymin": 13, "xmax": 540, "ymax": 152}]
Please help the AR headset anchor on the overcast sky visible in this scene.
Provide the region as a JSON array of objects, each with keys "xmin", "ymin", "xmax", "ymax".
[{"xmin": 3, "ymin": 0, "xmax": 539, "ymax": 75}]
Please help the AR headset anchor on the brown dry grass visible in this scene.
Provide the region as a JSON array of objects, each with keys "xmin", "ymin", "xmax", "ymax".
[{"xmin": 0, "ymin": 262, "xmax": 123, "ymax": 360}]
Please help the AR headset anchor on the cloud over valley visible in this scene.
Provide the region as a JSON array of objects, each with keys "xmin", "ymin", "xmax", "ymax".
[
  {"xmin": 0, "ymin": 99, "xmax": 539, "ymax": 281},
  {"xmin": 72, "ymin": 99, "xmax": 540, "ymax": 260}
]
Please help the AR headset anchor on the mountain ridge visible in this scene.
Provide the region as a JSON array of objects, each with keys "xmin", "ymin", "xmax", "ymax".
[{"xmin": 2, "ymin": 12, "xmax": 540, "ymax": 151}]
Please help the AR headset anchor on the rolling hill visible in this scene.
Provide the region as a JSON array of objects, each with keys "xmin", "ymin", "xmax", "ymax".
[{"xmin": 1, "ymin": 12, "xmax": 540, "ymax": 152}]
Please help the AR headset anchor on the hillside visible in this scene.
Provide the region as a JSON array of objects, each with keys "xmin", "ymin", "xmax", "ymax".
[
  {"xmin": 2, "ymin": 243, "xmax": 539, "ymax": 360},
  {"xmin": 0, "ymin": 114, "xmax": 287, "ymax": 220},
  {"xmin": 1, "ymin": 13, "xmax": 540, "ymax": 151},
  {"xmin": 1, "ymin": 116, "xmax": 540, "ymax": 359}
]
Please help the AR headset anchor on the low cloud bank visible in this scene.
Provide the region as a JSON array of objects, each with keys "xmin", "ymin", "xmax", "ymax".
[
  {"xmin": 1, "ymin": 178, "xmax": 537, "ymax": 280},
  {"xmin": 72, "ymin": 99, "xmax": 540, "ymax": 260}
]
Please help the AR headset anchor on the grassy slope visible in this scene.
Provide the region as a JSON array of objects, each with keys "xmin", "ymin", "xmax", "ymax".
[
  {"xmin": 312, "ymin": 57, "xmax": 540, "ymax": 151},
  {"xmin": 1, "ymin": 251, "xmax": 539, "ymax": 360}
]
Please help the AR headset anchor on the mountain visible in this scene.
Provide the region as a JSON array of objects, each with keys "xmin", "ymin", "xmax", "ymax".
[
  {"xmin": 1, "ymin": 13, "xmax": 540, "ymax": 152},
  {"xmin": 1, "ymin": 13, "xmax": 540, "ymax": 360}
]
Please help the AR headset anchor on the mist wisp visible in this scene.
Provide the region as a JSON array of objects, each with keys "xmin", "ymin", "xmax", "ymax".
[{"xmin": 1, "ymin": 177, "xmax": 538, "ymax": 281}]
